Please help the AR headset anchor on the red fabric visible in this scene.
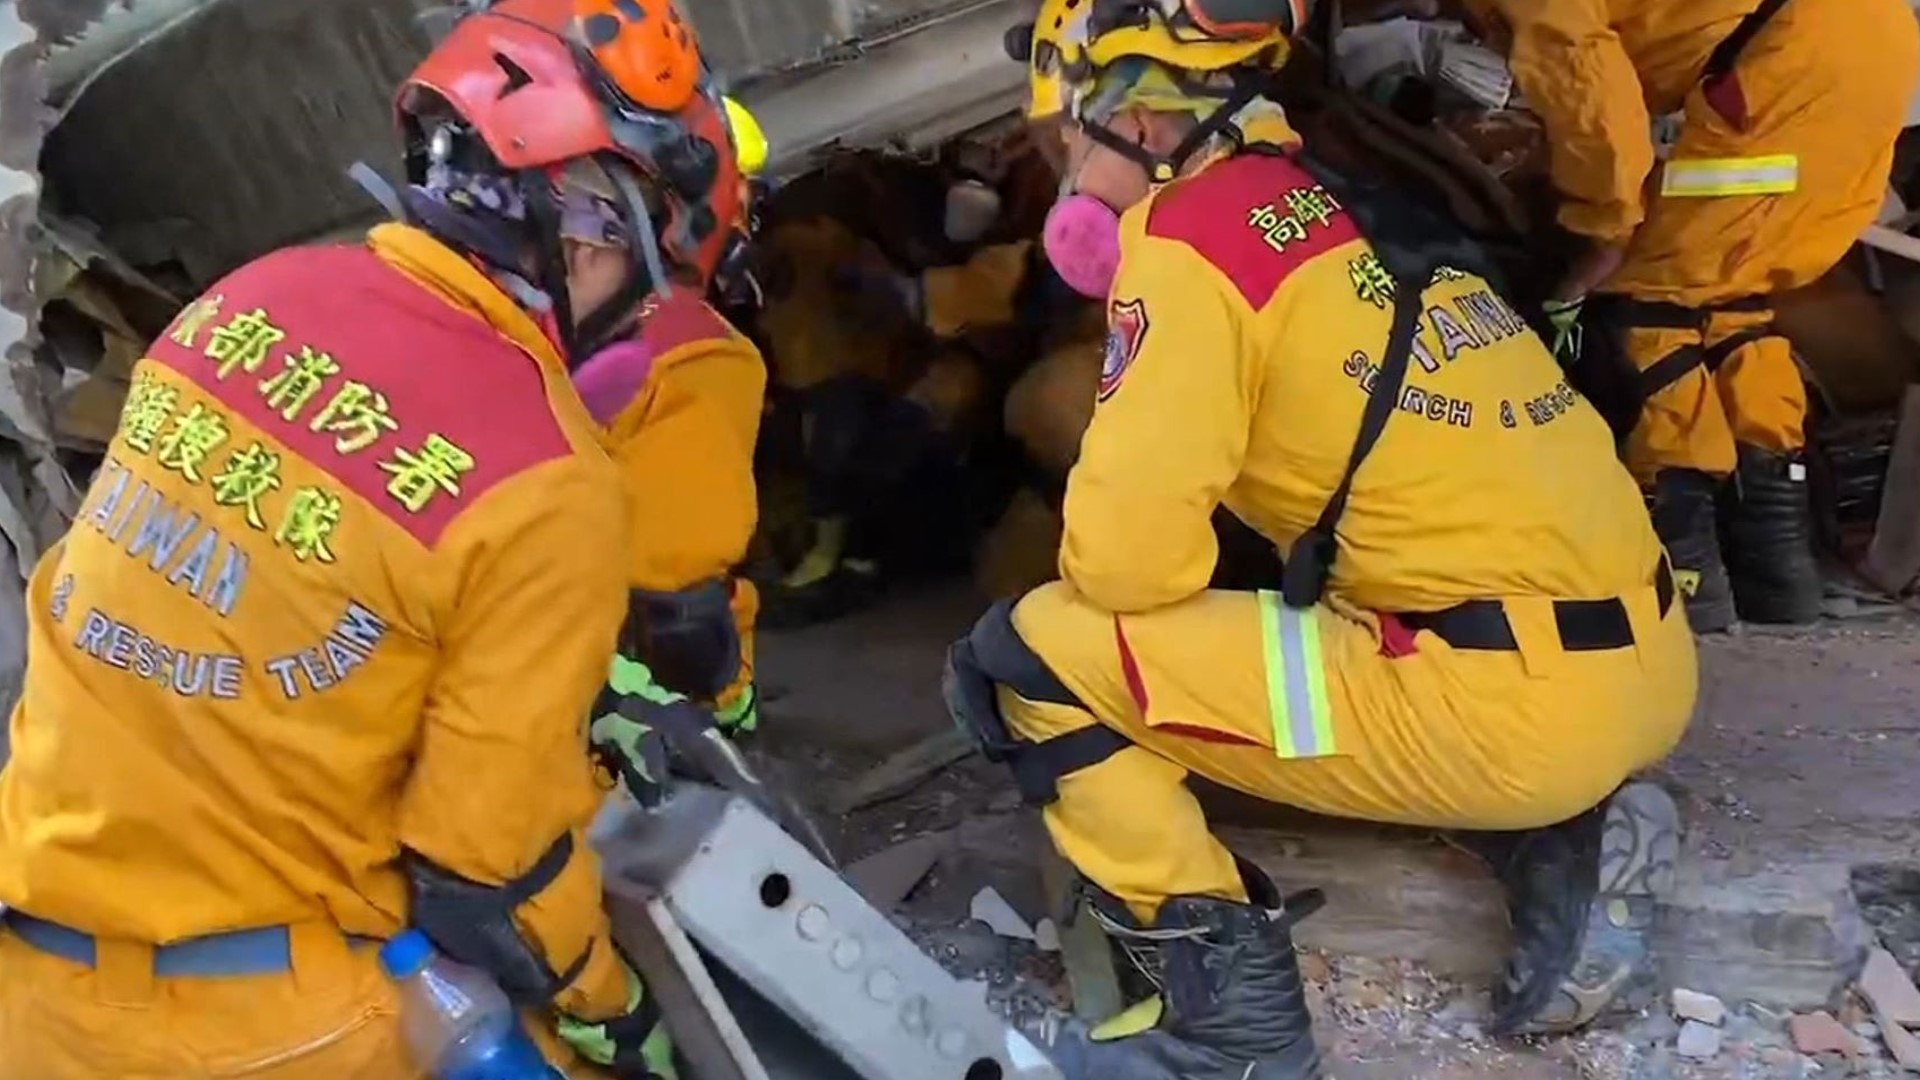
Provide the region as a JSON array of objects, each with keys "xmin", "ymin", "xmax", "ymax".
[
  {"xmin": 1145, "ymin": 153, "xmax": 1364, "ymax": 309},
  {"xmin": 149, "ymin": 244, "xmax": 571, "ymax": 549},
  {"xmin": 1114, "ymin": 617, "xmax": 1151, "ymax": 715},
  {"xmin": 1155, "ymin": 723, "xmax": 1266, "ymax": 747},
  {"xmin": 1376, "ymin": 611, "xmax": 1421, "ymax": 658},
  {"xmin": 1702, "ymin": 73, "xmax": 1751, "ymax": 133}
]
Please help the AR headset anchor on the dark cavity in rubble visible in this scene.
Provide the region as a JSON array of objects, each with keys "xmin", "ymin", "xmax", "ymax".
[{"xmin": 1853, "ymin": 863, "xmax": 1920, "ymax": 973}]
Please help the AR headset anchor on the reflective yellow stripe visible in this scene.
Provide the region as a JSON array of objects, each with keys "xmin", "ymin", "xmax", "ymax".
[
  {"xmin": 1660, "ymin": 154, "xmax": 1799, "ymax": 197},
  {"xmin": 1257, "ymin": 592, "xmax": 1338, "ymax": 759}
]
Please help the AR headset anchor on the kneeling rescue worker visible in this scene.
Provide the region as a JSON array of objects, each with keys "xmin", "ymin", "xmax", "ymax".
[
  {"xmin": 1466, "ymin": 0, "xmax": 1919, "ymax": 631},
  {"xmin": 948, "ymin": 1, "xmax": 1700, "ymax": 1075},
  {"xmin": 567, "ymin": 75, "xmax": 771, "ymax": 744},
  {"xmin": 0, "ymin": 0, "xmax": 746, "ymax": 1074}
]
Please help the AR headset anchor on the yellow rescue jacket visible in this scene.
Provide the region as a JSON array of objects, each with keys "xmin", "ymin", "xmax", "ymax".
[
  {"xmin": 1061, "ymin": 133, "xmax": 1664, "ymax": 615},
  {"xmin": 584, "ymin": 291, "xmax": 767, "ymax": 708},
  {"xmin": 1465, "ymin": 0, "xmax": 1818, "ymax": 245},
  {"xmin": 0, "ymin": 224, "xmax": 634, "ymax": 1020}
]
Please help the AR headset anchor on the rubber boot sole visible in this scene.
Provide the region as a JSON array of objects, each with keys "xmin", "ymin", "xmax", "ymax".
[
  {"xmin": 1035, "ymin": 1012, "xmax": 1325, "ymax": 1080},
  {"xmin": 1515, "ymin": 782, "xmax": 1681, "ymax": 1034},
  {"xmin": 1249, "ymin": 1035, "xmax": 1325, "ymax": 1079}
]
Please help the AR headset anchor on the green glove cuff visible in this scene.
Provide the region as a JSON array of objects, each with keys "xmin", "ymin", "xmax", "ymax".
[
  {"xmin": 609, "ymin": 654, "xmax": 687, "ymax": 707},
  {"xmin": 715, "ymin": 684, "xmax": 759, "ymax": 735},
  {"xmin": 556, "ymin": 965, "xmax": 678, "ymax": 1076},
  {"xmin": 1541, "ymin": 298, "xmax": 1585, "ymax": 362}
]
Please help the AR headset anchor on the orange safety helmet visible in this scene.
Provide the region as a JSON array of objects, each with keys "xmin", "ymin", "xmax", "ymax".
[
  {"xmin": 575, "ymin": 0, "xmax": 702, "ymax": 113},
  {"xmin": 397, "ymin": 0, "xmax": 746, "ymax": 334}
]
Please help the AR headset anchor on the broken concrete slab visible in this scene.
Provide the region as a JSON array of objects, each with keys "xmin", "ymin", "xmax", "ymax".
[
  {"xmin": 1676, "ymin": 1019, "xmax": 1722, "ymax": 1059},
  {"xmin": 1215, "ymin": 815, "xmax": 1510, "ymax": 978},
  {"xmin": 1790, "ymin": 1010, "xmax": 1860, "ymax": 1056},
  {"xmin": 1863, "ymin": 947, "xmax": 1920, "ymax": 1027},
  {"xmin": 1878, "ymin": 1006, "xmax": 1920, "ymax": 1070},
  {"xmin": 1214, "ymin": 809, "xmax": 1871, "ymax": 1010},
  {"xmin": 1673, "ymin": 987, "xmax": 1727, "ymax": 1026},
  {"xmin": 970, "ymin": 886, "xmax": 1036, "ymax": 942},
  {"xmin": 1655, "ymin": 860, "xmax": 1871, "ymax": 1013},
  {"xmin": 831, "ymin": 729, "xmax": 976, "ymax": 814},
  {"xmin": 843, "ymin": 831, "xmax": 954, "ymax": 910}
]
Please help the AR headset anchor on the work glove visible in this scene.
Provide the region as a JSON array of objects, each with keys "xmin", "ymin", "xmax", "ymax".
[
  {"xmin": 1542, "ymin": 296, "xmax": 1585, "ymax": 366},
  {"xmin": 714, "ymin": 682, "xmax": 760, "ymax": 737},
  {"xmin": 556, "ymin": 964, "xmax": 678, "ymax": 1079},
  {"xmin": 594, "ymin": 656, "xmax": 836, "ymax": 865},
  {"xmin": 591, "ymin": 655, "xmax": 715, "ymax": 809}
]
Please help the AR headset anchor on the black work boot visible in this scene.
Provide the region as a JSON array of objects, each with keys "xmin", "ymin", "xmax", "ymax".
[
  {"xmin": 1719, "ymin": 444, "xmax": 1823, "ymax": 626},
  {"xmin": 1468, "ymin": 782, "xmax": 1681, "ymax": 1036},
  {"xmin": 1648, "ymin": 468, "xmax": 1735, "ymax": 633},
  {"xmin": 1032, "ymin": 865, "xmax": 1325, "ymax": 1079}
]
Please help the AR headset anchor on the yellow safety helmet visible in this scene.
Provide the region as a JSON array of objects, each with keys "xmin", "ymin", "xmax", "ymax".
[
  {"xmin": 723, "ymin": 95, "xmax": 769, "ymax": 176},
  {"xmin": 1005, "ymin": 0, "xmax": 1308, "ymax": 121}
]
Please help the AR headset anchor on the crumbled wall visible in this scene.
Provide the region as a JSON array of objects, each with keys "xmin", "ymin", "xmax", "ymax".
[{"xmin": 0, "ymin": 3, "xmax": 64, "ymax": 729}]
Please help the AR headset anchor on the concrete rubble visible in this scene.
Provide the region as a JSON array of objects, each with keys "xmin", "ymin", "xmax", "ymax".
[
  {"xmin": 1857, "ymin": 946, "xmax": 1920, "ymax": 1071},
  {"xmin": 1674, "ymin": 988, "xmax": 1730, "ymax": 1027},
  {"xmin": 1676, "ymin": 1019, "xmax": 1723, "ymax": 1060},
  {"xmin": 1790, "ymin": 1011, "xmax": 1861, "ymax": 1057},
  {"xmin": 1863, "ymin": 948, "xmax": 1920, "ymax": 1027}
]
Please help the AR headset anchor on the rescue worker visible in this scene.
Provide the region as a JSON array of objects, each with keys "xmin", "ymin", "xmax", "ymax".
[
  {"xmin": 571, "ymin": 92, "xmax": 772, "ymax": 739},
  {"xmin": 752, "ymin": 211, "xmax": 918, "ymax": 625},
  {"xmin": 1463, "ymin": 0, "xmax": 1920, "ymax": 630},
  {"xmin": 0, "ymin": 0, "xmax": 735, "ymax": 1074},
  {"xmin": 946, "ymin": 2, "xmax": 1698, "ymax": 1075}
]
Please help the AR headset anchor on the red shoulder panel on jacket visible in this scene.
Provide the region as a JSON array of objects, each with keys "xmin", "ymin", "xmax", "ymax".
[
  {"xmin": 147, "ymin": 244, "xmax": 573, "ymax": 549},
  {"xmin": 1146, "ymin": 153, "xmax": 1361, "ymax": 309},
  {"xmin": 639, "ymin": 292, "xmax": 735, "ymax": 357}
]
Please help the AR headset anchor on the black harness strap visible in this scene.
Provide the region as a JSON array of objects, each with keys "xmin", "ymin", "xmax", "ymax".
[
  {"xmin": 1599, "ymin": 294, "xmax": 1779, "ymax": 402},
  {"xmin": 1281, "ymin": 281, "xmax": 1424, "ymax": 608},
  {"xmin": 1638, "ymin": 324, "xmax": 1775, "ymax": 400},
  {"xmin": 1259, "ymin": 147, "xmax": 1503, "ymax": 608},
  {"xmin": 1703, "ymin": 0, "xmax": 1792, "ymax": 86}
]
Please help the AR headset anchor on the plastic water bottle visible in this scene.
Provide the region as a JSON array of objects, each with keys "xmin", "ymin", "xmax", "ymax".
[{"xmin": 379, "ymin": 930, "xmax": 563, "ymax": 1080}]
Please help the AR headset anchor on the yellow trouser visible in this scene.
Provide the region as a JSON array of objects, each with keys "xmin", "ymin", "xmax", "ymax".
[
  {"xmin": 1610, "ymin": 0, "xmax": 1917, "ymax": 479},
  {"xmin": 0, "ymin": 925, "xmax": 606, "ymax": 1079},
  {"xmin": 1620, "ymin": 309, "xmax": 1804, "ymax": 481},
  {"xmin": 1001, "ymin": 582, "xmax": 1697, "ymax": 920},
  {"xmin": 719, "ymin": 578, "xmax": 760, "ymax": 719}
]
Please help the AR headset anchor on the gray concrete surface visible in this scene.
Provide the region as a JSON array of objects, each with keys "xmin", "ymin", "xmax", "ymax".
[{"xmin": 755, "ymin": 582, "xmax": 1920, "ymax": 1074}]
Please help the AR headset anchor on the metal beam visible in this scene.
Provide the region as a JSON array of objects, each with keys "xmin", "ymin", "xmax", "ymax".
[
  {"xmin": 45, "ymin": 0, "xmax": 224, "ymax": 110},
  {"xmin": 738, "ymin": 0, "xmax": 1028, "ymax": 177}
]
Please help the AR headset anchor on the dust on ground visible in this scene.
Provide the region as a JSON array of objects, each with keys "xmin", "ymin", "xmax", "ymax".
[{"xmin": 748, "ymin": 585, "xmax": 1920, "ymax": 1078}]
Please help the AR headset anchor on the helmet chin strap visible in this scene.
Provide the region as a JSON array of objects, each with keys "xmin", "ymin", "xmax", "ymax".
[
  {"xmin": 571, "ymin": 163, "xmax": 678, "ymax": 358},
  {"xmin": 1077, "ymin": 70, "xmax": 1261, "ymax": 184}
]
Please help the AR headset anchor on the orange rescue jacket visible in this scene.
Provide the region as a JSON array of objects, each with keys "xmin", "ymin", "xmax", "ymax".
[{"xmin": 0, "ymin": 224, "xmax": 634, "ymax": 1019}]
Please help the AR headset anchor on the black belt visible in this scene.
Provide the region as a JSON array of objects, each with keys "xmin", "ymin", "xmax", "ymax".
[{"xmin": 1398, "ymin": 560, "xmax": 1676, "ymax": 653}]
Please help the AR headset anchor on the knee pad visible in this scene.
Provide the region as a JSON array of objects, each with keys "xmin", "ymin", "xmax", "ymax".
[{"xmin": 942, "ymin": 599, "xmax": 1130, "ymax": 805}]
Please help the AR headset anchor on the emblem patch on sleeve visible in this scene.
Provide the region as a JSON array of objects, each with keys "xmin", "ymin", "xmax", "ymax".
[{"xmin": 1100, "ymin": 298, "xmax": 1149, "ymax": 402}]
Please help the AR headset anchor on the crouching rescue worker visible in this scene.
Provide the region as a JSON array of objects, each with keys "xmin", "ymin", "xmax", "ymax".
[
  {"xmin": 569, "ymin": 85, "xmax": 771, "ymax": 743},
  {"xmin": 946, "ymin": 3, "xmax": 1699, "ymax": 1076},
  {"xmin": 0, "ymin": 0, "xmax": 727, "ymax": 1074},
  {"xmin": 1465, "ymin": 0, "xmax": 1919, "ymax": 630}
]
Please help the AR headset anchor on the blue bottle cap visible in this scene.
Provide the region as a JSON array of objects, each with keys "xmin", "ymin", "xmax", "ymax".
[{"xmin": 379, "ymin": 929, "xmax": 434, "ymax": 980}]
